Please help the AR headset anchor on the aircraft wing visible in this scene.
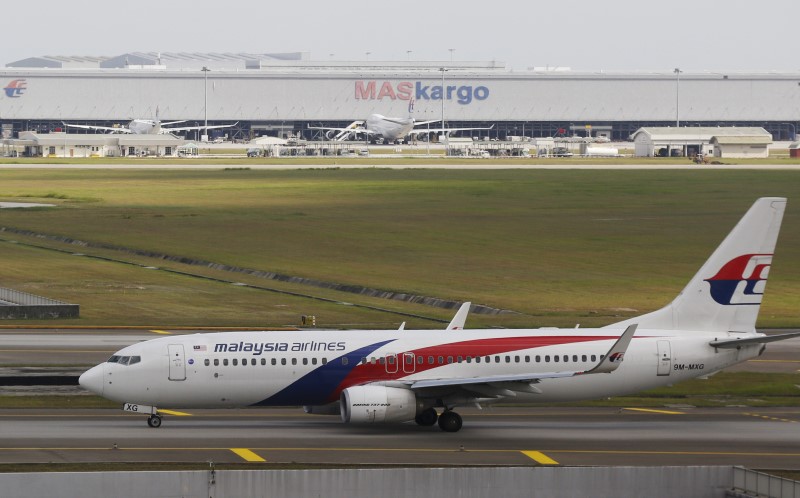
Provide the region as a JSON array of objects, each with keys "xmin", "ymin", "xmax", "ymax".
[
  {"xmin": 307, "ymin": 125, "xmax": 375, "ymax": 136},
  {"xmin": 408, "ymin": 324, "xmax": 637, "ymax": 395},
  {"xmin": 161, "ymin": 123, "xmax": 237, "ymax": 133},
  {"xmin": 407, "ymin": 124, "xmax": 494, "ymax": 136},
  {"xmin": 63, "ymin": 123, "xmax": 132, "ymax": 134},
  {"xmin": 446, "ymin": 302, "xmax": 471, "ymax": 331}
]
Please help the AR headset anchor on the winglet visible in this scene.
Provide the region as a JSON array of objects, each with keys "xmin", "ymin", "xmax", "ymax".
[
  {"xmin": 446, "ymin": 302, "xmax": 471, "ymax": 331},
  {"xmin": 582, "ymin": 324, "xmax": 637, "ymax": 374}
]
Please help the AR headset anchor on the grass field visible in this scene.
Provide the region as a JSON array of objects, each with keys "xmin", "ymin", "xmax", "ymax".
[{"xmin": 1, "ymin": 168, "xmax": 799, "ymax": 328}]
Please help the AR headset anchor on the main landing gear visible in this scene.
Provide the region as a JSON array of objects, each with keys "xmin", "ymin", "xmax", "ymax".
[{"xmin": 415, "ymin": 408, "xmax": 463, "ymax": 432}]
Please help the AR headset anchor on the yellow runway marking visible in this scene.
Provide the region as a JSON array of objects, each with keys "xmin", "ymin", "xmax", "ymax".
[
  {"xmin": 158, "ymin": 409, "xmax": 192, "ymax": 417},
  {"xmin": 231, "ymin": 448, "xmax": 266, "ymax": 462},
  {"xmin": 743, "ymin": 412, "xmax": 798, "ymax": 423},
  {"xmin": 521, "ymin": 451, "xmax": 559, "ymax": 465},
  {"xmin": 623, "ymin": 408, "xmax": 684, "ymax": 415},
  {"xmin": 150, "ymin": 330, "xmax": 172, "ymax": 335}
]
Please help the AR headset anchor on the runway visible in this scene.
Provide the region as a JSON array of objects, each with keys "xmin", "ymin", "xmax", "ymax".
[{"xmin": 1, "ymin": 406, "xmax": 799, "ymax": 468}]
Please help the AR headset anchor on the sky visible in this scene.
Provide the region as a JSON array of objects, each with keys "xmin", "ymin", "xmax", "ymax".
[{"xmin": 4, "ymin": 0, "xmax": 797, "ymax": 72}]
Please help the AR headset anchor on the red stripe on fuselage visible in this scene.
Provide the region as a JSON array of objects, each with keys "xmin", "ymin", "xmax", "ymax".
[{"xmin": 329, "ymin": 335, "xmax": 617, "ymax": 402}]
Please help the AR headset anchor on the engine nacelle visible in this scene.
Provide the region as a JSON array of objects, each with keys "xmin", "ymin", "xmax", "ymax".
[{"xmin": 340, "ymin": 386, "xmax": 420, "ymax": 424}]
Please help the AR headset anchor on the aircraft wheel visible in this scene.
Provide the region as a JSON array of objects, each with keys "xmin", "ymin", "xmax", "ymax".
[
  {"xmin": 415, "ymin": 408, "xmax": 438, "ymax": 426},
  {"xmin": 437, "ymin": 411, "xmax": 462, "ymax": 432},
  {"xmin": 147, "ymin": 414, "xmax": 162, "ymax": 428}
]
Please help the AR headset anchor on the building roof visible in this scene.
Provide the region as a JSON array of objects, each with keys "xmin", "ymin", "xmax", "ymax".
[
  {"xmin": 631, "ymin": 127, "xmax": 772, "ymax": 142},
  {"xmin": 710, "ymin": 135, "xmax": 772, "ymax": 145}
]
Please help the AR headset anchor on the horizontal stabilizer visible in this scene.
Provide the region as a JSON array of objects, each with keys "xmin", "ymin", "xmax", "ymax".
[{"xmin": 709, "ymin": 331, "xmax": 800, "ymax": 349}]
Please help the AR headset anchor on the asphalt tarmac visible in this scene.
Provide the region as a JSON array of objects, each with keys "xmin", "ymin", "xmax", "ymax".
[{"xmin": 1, "ymin": 406, "xmax": 799, "ymax": 468}]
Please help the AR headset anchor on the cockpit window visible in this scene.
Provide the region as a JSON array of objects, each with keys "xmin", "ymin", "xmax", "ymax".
[{"xmin": 106, "ymin": 355, "xmax": 141, "ymax": 366}]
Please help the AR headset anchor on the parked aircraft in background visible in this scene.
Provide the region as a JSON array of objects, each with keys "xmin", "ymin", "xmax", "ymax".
[
  {"xmin": 80, "ymin": 198, "xmax": 798, "ymax": 432},
  {"xmin": 308, "ymin": 100, "xmax": 492, "ymax": 142},
  {"xmin": 63, "ymin": 109, "xmax": 236, "ymax": 136}
]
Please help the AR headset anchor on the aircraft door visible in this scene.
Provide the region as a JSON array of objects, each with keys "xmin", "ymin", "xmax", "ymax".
[
  {"xmin": 385, "ymin": 354, "xmax": 398, "ymax": 374},
  {"xmin": 168, "ymin": 344, "xmax": 186, "ymax": 381},
  {"xmin": 656, "ymin": 340, "xmax": 671, "ymax": 376},
  {"xmin": 402, "ymin": 353, "xmax": 416, "ymax": 374}
]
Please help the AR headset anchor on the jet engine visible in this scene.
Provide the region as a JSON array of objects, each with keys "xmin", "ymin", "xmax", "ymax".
[{"xmin": 340, "ymin": 386, "xmax": 421, "ymax": 424}]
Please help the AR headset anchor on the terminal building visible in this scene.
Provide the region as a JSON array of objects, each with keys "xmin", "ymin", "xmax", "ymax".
[{"xmin": 1, "ymin": 52, "xmax": 798, "ymax": 143}]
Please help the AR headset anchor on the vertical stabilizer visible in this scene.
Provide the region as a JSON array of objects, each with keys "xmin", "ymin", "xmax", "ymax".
[{"xmin": 607, "ymin": 198, "xmax": 786, "ymax": 333}]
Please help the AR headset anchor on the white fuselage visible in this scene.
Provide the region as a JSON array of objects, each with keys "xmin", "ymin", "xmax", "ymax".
[
  {"xmin": 365, "ymin": 114, "xmax": 415, "ymax": 141},
  {"xmin": 79, "ymin": 327, "xmax": 760, "ymax": 409}
]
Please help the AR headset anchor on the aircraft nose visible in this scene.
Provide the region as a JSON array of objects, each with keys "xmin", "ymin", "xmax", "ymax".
[{"xmin": 78, "ymin": 364, "xmax": 104, "ymax": 396}]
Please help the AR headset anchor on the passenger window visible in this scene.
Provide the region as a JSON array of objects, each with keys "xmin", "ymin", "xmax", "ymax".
[
  {"xmin": 223, "ymin": 359, "xmax": 229, "ymax": 366},
  {"xmin": 505, "ymin": 356, "xmax": 510, "ymax": 363},
  {"xmin": 291, "ymin": 358, "xmax": 297, "ymax": 365},
  {"xmin": 242, "ymin": 358, "xmax": 247, "ymax": 366},
  {"xmin": 438, "ymin": 356, "xmax": 444, "ymax": 364},
  {"xmin": 271, "ymin": 358, "xmax": 277, "ymax": 366},
  {"xmin": 261, "ymin": 358, "xmax": 266, "ymax": 365},
  {"xmin": 475, "ymin": 356, "xmax": 481, "ymax": 363},
  {"xmin": 428, "ymin": 356, "xmax": 434, "ymax": 364},
  {"xmin": 214, "ymin": 359, "xmax": 219, "ymax": 366},
  {"xmin": 406, "ymin": 356, "xmax": 414, "ymax": 364},
  {"xmin": 514, "ymin": 356, "xmax": 520, "ymax": 363},
  {"xmin": 466, "ymin": 356, "xmax": 472, "ymax": 363},
  {"xmin": 554, "ymin": 356, "xmax": 559, "ymax": 363},
  {"xmin": 485, "ymin": 356, "xmax": 490, "ymax": 363},
  {"xmin": 204, "ymin": 359, "xmax": 210, "ymax": 366},
  {"xmin": 417, "ymin": 356, "xmax": 424, "ymax": 364},
  {"xmin": 494, "ymin": 356, "xmax": 500, "ymax": 363},
  {"xmin": 600, "ymin": 355, "xmax": 605, "ymax": 360},
  {"xmin": 591, "ymin": 355, "xmax": 597, "ymax": 362},
  {"xmin": 447, "ymin": 356, "xmax": 453, "ymax": 364},
  {"xmin": 303, "ymin": 358, "xmax": 308, "ymax": 365},
  {"xmin": 536, "ymin": 355, "xmax": 541, "ymax": 363},
  {"xmin": 457, "ymin": 356, "xmax": 463, "ymax": 363},
  {"xmin": 322, "ymin": 358, "xmax": 327, "ymax": 365},
  {"xmin": 545, "ymin": 355, "xmax": 550, "ymax": 362},
  {"xmin": 582, "ymin": 355, "xmax": 587, "ymax": 362},
  {"xmin": 232, "ymin": 359, "xmax": 238, "ymax": 366},
  {"xmin": 563, "ymin": 355, "xmax": 569, "ymax": 362},
  {"xmin": 573, "ymin": 355, "xmax": 578, "ymax": 362},
  {"xmin": 360, "ymin": 357, "xmax": 367, "ymax": 365},
  {"xmin": 387, "ymin": 356, "xmax": 394, "ymax": 365},
  {"xmin": 312, "ymin": 358, "xmax": 317, "ymax": 365},
  {"xmin": 281, "ymin": 358, "xmax": 287, "ymax": 365},
  {"xmin": 525, "ymin": 355, "xmax": 530, "ymax": 363},
  {"xmin": 342, "ymin": 357, "xmax": 349, "ymax": 365}
]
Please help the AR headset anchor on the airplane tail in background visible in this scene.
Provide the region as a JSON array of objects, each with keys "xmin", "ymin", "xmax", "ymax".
[
  {"xmin": 408, "ymin": 99, "xmax": 415, "ymax": 117},
  {"xmin": 608, "ymin": 198, "xmax": 787, "ymax": 333}
]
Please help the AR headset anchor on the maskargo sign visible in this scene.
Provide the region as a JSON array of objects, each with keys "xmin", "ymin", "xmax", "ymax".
[{"xmin": 355, "ymin": 80, "xmax": 489, "ymax": 105}]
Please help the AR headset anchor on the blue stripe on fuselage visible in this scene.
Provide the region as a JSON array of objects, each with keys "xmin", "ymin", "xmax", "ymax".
[{"xmin": 253, "ymin": 339, "xmax": 395, "ymax": 406}]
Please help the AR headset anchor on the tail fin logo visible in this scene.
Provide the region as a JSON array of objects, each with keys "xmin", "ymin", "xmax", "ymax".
[
  {"xmin": 705, "ymin": 254, "xmax": 772, "ymax": 305},
  {"xmin": 608, "ymin": 352, "xmax": 624, "ymax": 363}
]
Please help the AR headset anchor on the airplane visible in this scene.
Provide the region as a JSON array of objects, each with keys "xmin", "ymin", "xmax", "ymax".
[
  {"xmin": 79, "ymin": 198, "xmax": 800, "ymax": 432},
  {"xmin": 308, "ymin": 100, "xmax": 492, "ymax": 142},
  {"xmin": 63, "ymin": 109, "xmax": 236, "ymax": 136}
]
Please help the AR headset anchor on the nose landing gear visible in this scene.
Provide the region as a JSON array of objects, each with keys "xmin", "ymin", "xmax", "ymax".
[{"xmin": 147, "ymin": 414, "xmax": 162, "ymax": 428}]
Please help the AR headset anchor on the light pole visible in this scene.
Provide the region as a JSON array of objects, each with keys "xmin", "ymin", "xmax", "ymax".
[
  {"xmin": 674, "ymin": 67, "xmax": 682, "ymax": 127},
  {"xmin": 407, "ymin": 50, "xmax": 412, "ymax": 61},
  {"xmin": 439, "ymin": 67, "xmax": 448, "ymax": 152},
  {"xmin": 202, "ymin": 66, "xmax": 210, "ymax": 142},
  {"xmin": 449, "ymin": 48, "xmax": 455, "ymax": 61}
]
